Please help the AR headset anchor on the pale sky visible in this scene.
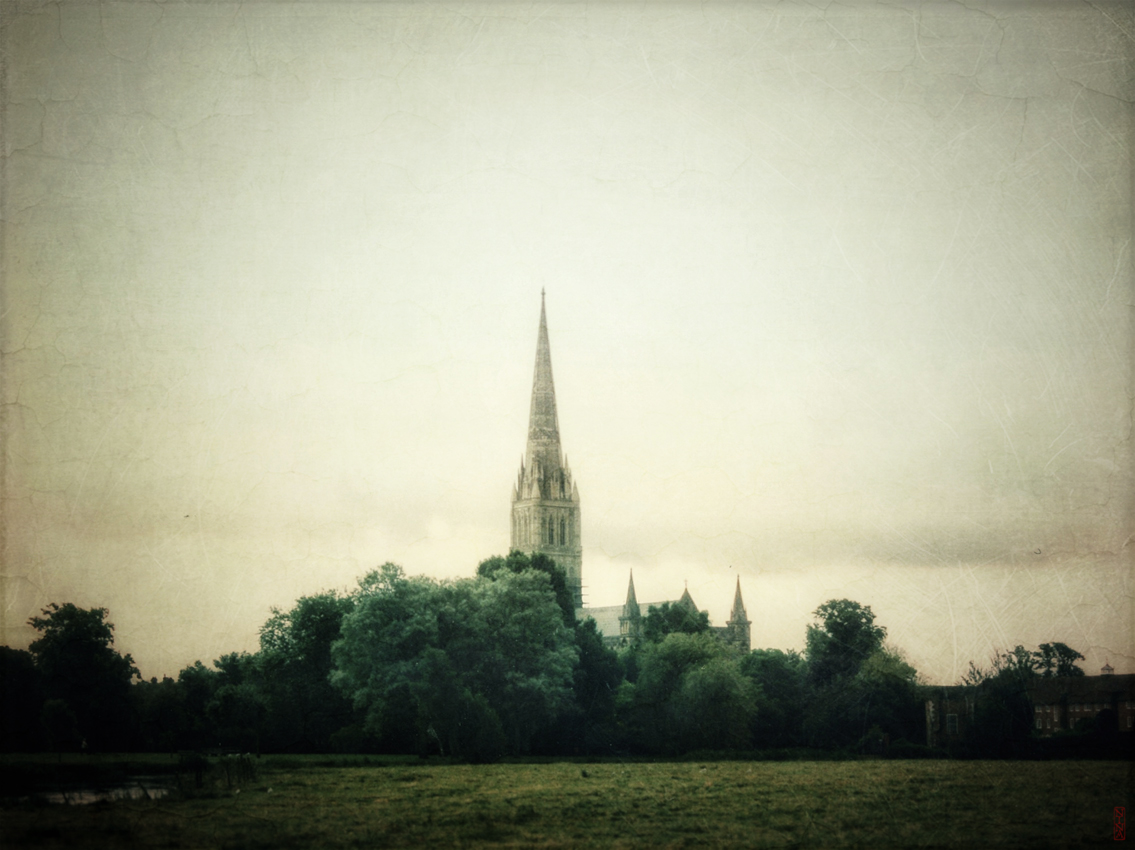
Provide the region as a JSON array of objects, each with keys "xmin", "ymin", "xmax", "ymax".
[{"xmin": 2, "ymin": 0, "xmax": 1132, "ymax": 684}]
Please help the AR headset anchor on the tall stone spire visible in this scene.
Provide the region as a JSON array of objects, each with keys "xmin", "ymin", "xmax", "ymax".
[
  {"xmin": 526, "ymin": 289, "xmax": 562, "ymax": 476},
  {"xmin": 511, "ymin": 292, "xmax": 583, "ymax": 607}
]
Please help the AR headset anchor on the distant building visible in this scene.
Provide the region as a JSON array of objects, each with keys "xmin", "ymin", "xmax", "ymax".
[
  {"xmin": 924, "ymin": 686, "xmax": 976, "ymax": 748},
  {"xmin": 509, "ymin": 294, "xmax": 750, "ymax": 650},
  {"xmin": 925, "ymin": 673, "xmax": 1135, "ymax": 747},
  {"xmin": 1029, "ymin": 673, "xmax": 1135, "ymax": 736}
]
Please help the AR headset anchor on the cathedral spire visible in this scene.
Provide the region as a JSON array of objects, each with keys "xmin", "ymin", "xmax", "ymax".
[
  {"xmin": 512, "ymin": 292, "xmax": 582, "ymax": 608},
  {"xmin": 526, "ymin": 289, "xmax": 561, "ymax": 474}
]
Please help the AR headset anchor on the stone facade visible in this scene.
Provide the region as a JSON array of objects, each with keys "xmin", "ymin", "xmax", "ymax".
[{"xmin": 511, "ymin": 292, "xmax": 583, "ymax": 607}]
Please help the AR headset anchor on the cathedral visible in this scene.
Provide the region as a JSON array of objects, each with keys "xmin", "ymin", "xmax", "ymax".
[{"xmin": 510, "ymin": 293, "xmax": 751, "ymax": 651}]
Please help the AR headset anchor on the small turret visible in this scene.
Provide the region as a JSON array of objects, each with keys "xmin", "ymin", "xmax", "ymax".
[{"xmin": 619, "ymin": 570, "xmax": 642, "ymax": 641}]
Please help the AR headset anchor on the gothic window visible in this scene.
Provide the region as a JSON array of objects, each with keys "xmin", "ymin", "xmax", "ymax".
[{"xmin": 559, "ymin": 517, "xmax": 566, "ymax": 545}]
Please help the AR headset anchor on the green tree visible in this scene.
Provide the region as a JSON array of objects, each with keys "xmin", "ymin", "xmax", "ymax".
[
  {"xmin": 477, "ymin": 551, "xmax": 576, "ymax": 625},
  {"xmin": 642, "ymin": 601, "xmax": 710, "ymax": 644},
  {"xmin": 133, "ymin": 676, "xmax": 187, "ymax": 753},
  {"xmin": 960, "ymin": 645, "xmax": 1038, "ymax": 757},
  {"xmin": 569, "ymin": 618, "xmax": 623, "ymax": 751},
  {"xmin": 740, "ymin": 649, "xmax": 806, "ymax": 747},
  {"xmin": 852, "ymin": 646, "xmax": 924, "ymax": 745},
  {"xmin": 672, "ymin": 656, "xmax": 758, "ymax": 751},
  {"xmin": 619, "ymin": 632, "xmax": 754, "ymax": 753},
  {"xmin": 532, "ymin": 617, "xmax": 624, "ymax": 755},
  {"xmin": 27, "ymin": 603, "xmax": 139, "ymax": 751},
  {"xmin": 208, "ymin": 652, "xmax": 266, "ymax": 752},
  {"xmin": 177, "ymin": 660, "xmax": 221, "ymax": 749},
  {"xmin": 800, "ymin": 647, "xmax": 922, "ymax": 752},
  {"xmin": 805, "ymin": 599, "xmax": 887, "ymax": 686},
  {"xmin": 332, "ymin": 564, "xmax": 578, "ymax": 761},
  {"xmin": 258, "ymin": 590, "xmax": 357, "ymax": 752}
]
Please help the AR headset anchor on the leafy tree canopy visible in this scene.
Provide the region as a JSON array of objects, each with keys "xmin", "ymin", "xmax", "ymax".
[
  {"xmin": 857, "ymin": 645, "xmax": 920, "ymax": 688},
  {"xmin": 258, "ymin": 591, "xmax": 358, "ymax": 752},
  {"xmin": 477, "ymin": 550, "xmax": 576, "ymax": 624},
  {"xmin": 28, "ymin": 604, "xmax": 130, "ymax": 669},
  {"xmin": 332, "ymin": 564, "xmax": 578, "ymax": 761},
  {"xmin": 642, "ymin": 601, "xmax": 710, "ymax": 644},
  {"xmin": 621, "ymin": 633, "xmax": 755, "ymax": 752},
  {"xmin": 261, "ymin": 591, "xmax": 355, "ymax": 666},
  {"xmin": 805, "ymin": 599, "xmax": 886, "ymax": 685}
]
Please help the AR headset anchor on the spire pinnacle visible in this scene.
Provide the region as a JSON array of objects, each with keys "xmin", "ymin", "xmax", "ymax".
[
  {"xmin": 526, "ymin": 291, "xmax": 561, "ymax": 473},
  {"xmin": 625, "ymin": 569, "xmax": 639, "ymax": 609},
  {"xmin": 730, "ymin": 576, "xmax": 747, "ymax": 620}
]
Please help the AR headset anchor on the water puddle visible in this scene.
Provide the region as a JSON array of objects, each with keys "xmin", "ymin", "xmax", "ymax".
[{"xmin": 35, "ymin": 779, "xmax": 172, "ymax": 805}]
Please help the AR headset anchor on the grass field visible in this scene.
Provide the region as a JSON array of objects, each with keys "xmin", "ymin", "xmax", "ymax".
[{"xmin": 1, "ymin": 755, "xmax": 1130, "ymax": 848}]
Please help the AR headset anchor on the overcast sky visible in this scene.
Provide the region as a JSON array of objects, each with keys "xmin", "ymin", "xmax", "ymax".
[{"xmin": 2, "ymin": 0, "xmax": 1131, "ymax": 683}]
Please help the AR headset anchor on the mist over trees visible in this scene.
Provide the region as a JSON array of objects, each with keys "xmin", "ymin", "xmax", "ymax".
[{"xmin": 0, "ymin": 554, "xmax": 1094, "ymax": 759}]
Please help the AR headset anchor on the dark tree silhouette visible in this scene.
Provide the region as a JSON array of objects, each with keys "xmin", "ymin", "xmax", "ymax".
[
  {"xmin": 0, "ymin": 647, "xmax": 44, "ymax": 751},
  {"xmin": 28, "ymin": 603, "xmax": 139, "ymax": 751}
]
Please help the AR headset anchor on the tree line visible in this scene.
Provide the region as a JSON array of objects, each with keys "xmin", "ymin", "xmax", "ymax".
[{"xmin": 0, "ymin": 552, "xmax": 1086, "ymax": 759}]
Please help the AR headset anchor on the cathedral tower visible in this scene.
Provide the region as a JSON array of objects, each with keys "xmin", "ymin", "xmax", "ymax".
[{"xmin": 511, "ymin": 292, "xmax": 583, "ymax": 607}]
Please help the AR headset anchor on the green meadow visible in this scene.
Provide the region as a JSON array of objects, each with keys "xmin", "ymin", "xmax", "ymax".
[{"xmin": 1, "ymin": 756, "xmax": 1129, "ymax": 848}]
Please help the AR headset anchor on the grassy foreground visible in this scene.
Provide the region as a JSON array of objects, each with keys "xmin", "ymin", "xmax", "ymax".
[{"xmin": 1, "ymin": 755, "xmax": 1130, "ymax": 848}]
